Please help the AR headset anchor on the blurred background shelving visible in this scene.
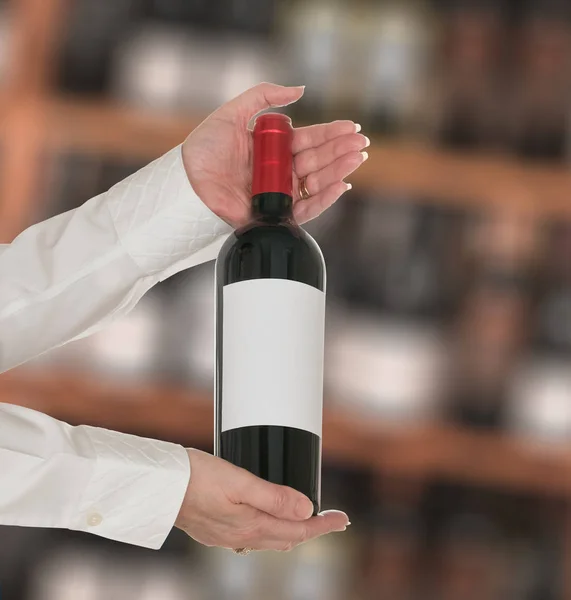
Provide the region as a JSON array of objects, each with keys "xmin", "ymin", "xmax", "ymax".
[{"xmin": 1, "ymin": 0, "xmax": 571, "ymax": 599}]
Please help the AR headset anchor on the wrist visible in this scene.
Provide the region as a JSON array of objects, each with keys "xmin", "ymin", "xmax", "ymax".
[{"xmin": 181, "ymin": 140, "xmax": 240, "ymax": 229}]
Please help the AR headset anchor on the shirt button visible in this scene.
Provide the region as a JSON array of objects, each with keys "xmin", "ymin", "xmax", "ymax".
[{"xmin": 87, "ymin": 512, "xmax": 103, "ymax": 527}]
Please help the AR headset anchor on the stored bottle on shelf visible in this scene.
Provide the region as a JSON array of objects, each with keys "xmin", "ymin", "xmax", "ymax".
[
  {"xmin": 361, "ymin": 478, "xmax": 424, "ymax": 600},
  {"xmin": 507, "ymin": 222, "xmax": 571, "ymax": 443},
  {"xmin": 216, "ymin": 0, "xmax": 278, "ymax": 36},
  {"xmin": 434, "ymin": 512, "xmax": 507, "ymax": 600},
  {"xmin": 57, "ymin": 0, "xmax": 143, "ymax": 95},
  {"xmin": 360, "ymin": 0, "xmax": 437, "ymax": 137},
  {"xmin": 508, "ymin": 356, "xmax": 571, "ymax": 444},
  {"xmin": 146, "ymin": 0, "xmax": 211, "ymax": 27},
  {"xmin": 114, "ymin": 22, "xmax": 264, "ymax": 114},
  {"xmin": 534, "ymin": 222, "xmax": 571, "ymax": 356},
  {"xmin": 435, "ymin": 0, "xmax": 505, "ymax": 150},
  {"xmin": 326, "ymin": 198, "xmax": 455, "ymax": 426},
  {"xmin": 501, "ymin": 496, "xmax": 562, "ymax": 600},
  {"xmin": 320, "ymin": 1, "xmax": 369, "ymax": 124},
  {"xmin": 280, "ymin": 0, "xmax": 345, "ymax": 122},
  {"xmin": 508, "ymin": 0, "xmax": 571, "ymax": 160},
  {"xmin": 448, "ymin": 214, "xmax": 537, "ymax": 430},
  {"xmin": 215, "ymin": 114, "xmax": 325, "ymax": 513}
]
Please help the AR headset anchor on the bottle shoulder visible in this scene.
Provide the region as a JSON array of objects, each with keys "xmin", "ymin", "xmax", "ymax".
[
  {"xmin": 219, "ymin": 221, "xmax": 324, "ymax": 261},
  {"xmin": 216, "ymin": 221, "xmax": 326, "ymax": 290}
]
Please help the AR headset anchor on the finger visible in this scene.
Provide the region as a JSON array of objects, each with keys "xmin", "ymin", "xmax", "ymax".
[
  {"xmin": 293, "ymin": 120, "xmax": 360, "ymax": 154},
  {"xmin": 237, "ymin": 475, "xmax": 315, "ymax": 521},
  {"xmin": 254, "ymin": 510, "xmax": 350, "ymax": 551},
  {"xmin": 216, "ymin": 82, "xmax": 305, "ymax": 124},
  {"xmin": 304, "ymin": 151, "xmax": 367, "ymax": 198},
  {"xmin": 294, "ymin": 133, "xmax": 370, "ymax": 178},
  {"xmin": 294, "ymin": 181, "xmax": 352, "ymax": 224}
]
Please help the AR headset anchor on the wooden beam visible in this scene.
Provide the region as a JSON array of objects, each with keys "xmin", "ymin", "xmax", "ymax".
[
  {"xmin": 46, "ymin": 97, "xmax": 203, "ymax": 161},
  {"xmin": 3, "ymin": 369, "xmax": 571, "ymax": 497},
  {"xmin": 43, "ymin": 98, "xmax": 571, "ymax": 219}
]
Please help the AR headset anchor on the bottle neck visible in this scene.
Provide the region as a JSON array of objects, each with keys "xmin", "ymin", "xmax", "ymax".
[
  {"xmin": 251, "ymin": 192, "xmax": 293, "ymax": 222},
  {"xmin": 251, "ymin": 114, "xmax": 293, "ymax": 209}
]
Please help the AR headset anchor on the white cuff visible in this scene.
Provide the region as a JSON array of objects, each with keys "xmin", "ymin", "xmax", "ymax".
[
  {"xmin": 69, "ymin": 426, "xmax": 190, "ymax": 550},
  {"xmin": 106, "ymin": 145, "xmax": 233, "ymax": 278}
]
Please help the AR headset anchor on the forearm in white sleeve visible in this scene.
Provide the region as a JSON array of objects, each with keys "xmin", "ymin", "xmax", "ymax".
[
  {"xmin": 0, "ymin": 145, "xmax": 232, "ymax": 548},
  {"xmin": 0, "ymin": 145, "xmax": 231, "ymax": 371},
  {"xmin": 0, "ymin": 403, "xmax": 190, "ymax": 549}
]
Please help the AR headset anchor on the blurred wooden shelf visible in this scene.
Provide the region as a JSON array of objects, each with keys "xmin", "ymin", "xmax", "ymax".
[
  {"xmin": 2, "ymin": 368, "xmax": 571, "ymax": 498},
  {"xmin": 45, "ymin": 96, "xmax": 204, "ymax": 160},
  {"xmin": 2, "ymin": 93, "xmax": 571, "ymax": 222},
  {"xmin": 36, "ymin": 96, "xmax": 571, "ymax": 219}
]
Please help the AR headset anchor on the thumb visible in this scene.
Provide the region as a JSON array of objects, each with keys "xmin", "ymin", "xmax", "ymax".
[
  {"xmin": 217, "ymin": 82, "xmax": 305, "ymax": 124},
  {"xmin": 238, "ymin": 474, "xmax": 314, "ymax": 521}
]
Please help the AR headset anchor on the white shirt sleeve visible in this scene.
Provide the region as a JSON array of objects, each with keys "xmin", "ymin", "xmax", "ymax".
[{"xmin": 0, "ymin": 145, "xmax": 233, "ymax": 549}]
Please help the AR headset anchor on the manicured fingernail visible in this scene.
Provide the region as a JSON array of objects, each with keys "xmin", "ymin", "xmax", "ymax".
[
  {"xmin": 345, "ymin": 183, "xmax": 353, "ymax": 191},
  {"xmin": 364, "ymin": 136, "xmax": 371, "ymax": 147},
  {"xmin": 346, "ymin": 521, "xmax": 352, "ymax": 526},
  {"xmin": 296, "ymin": 498, "xmax": 313, "ymax": 519},
  {"xmin": 355, "ymin": 123, "xmax": 362, "ymax": 132},
  {"xmin": 361, "ymin": 151, "xmax": 369, "ymax": 161}
]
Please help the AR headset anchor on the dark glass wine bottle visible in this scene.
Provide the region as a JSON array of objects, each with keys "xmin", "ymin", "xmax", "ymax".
[{"xmin": 215, "ymin": 113, "xmax": 326, "ymax": 514}]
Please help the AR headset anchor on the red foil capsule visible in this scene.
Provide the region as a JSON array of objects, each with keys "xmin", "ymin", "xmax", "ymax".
[{"xmin": 252, "ymin": 113, "xmax": 293, "ymax": 197}]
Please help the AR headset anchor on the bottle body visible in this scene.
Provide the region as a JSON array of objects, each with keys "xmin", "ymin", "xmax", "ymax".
[{"xmin": 215, "ymin": 192, "xmax": 326, "ymax": 513}]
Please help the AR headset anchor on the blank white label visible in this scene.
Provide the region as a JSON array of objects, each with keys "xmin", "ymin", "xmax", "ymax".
[{"xmin": 222, "ymin": 279, "xmax": 325, "ymax": 437}]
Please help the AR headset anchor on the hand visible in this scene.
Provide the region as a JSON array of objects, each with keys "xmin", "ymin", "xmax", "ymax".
[
  {"xmin": 175, "ymin": 449, "xmax": 350, "ymax": 552},
  {"xmin": 182, "ymin": 83, "xmax": 369, "ymax": 228}
]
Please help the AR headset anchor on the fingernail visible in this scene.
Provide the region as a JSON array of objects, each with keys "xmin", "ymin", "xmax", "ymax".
[
  {"xmin": 361, "ymin": 151, "xmax": 369, "ymax": 161},
  {"xmin": 296, "ymin": 498, "xmax": 313, "ymax": 519},
  {"xmin": 345, "ymin": 183, "xmax": 353, "ymax": 191},
  {"xmin": 364, "ymin": 136, "xmax": 371, "ymax": 147},
  {"xmin": 347, "ymin": 521, "xmax": 352, "ymax": 526},
  {"xmin": 355, "ymin": 123, "xmax": 362, "ymax": 132}
]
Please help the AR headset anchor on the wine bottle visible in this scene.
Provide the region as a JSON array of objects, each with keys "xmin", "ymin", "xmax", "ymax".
[
  {"xmin": 57, "ymin": 0, "xmax": 142, "ymax": 95},
  {"xmin": 280, "ymin": 0, "xmax": 345, "ymax": 123},
  {"xmin": 326, "ymin": 198, "xmax": 451, "ymax": 427},
  {"xmin": 435, "ymin": 511, "xmax": 506, "ymax": 600},
  {"xmin": 215, "ymin": 114, "xmax": 326, "ymax": 513},
  {"xmin": 508, "ymin": 0, "xmax": 571, "ymax": 161},
  {"xmin": 448, "ymin": 214, "xmax": 536, "ymax": 430},
  {"xmin": 507, "ymin": 222, "xmax": 571, "ymax": 444},
  {"xmin": 362, "ymin": 479, "xmax": 423, "ymax": 600},
  {"xmin": 360, "ymin": 0, "xmax": 437, "ymax": 137},
  {"xmin": 436, "ymin": 0, "xmax": 505, "ymax": 151}
]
